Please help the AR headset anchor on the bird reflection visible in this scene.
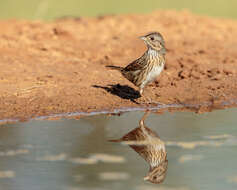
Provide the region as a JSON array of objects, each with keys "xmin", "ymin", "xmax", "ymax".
[{"xmin": 109, "ymin": 112, "xmax": 168, "ymax": 184}]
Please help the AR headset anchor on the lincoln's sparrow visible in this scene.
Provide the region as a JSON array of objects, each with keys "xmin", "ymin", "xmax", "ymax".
[
  {"xmin": 107, "ymin": 32, "xmax": 166, "ymax": 103},
  {"xmin": 109, "ymin": 112, "xmax": 168, "ymax": 184}
]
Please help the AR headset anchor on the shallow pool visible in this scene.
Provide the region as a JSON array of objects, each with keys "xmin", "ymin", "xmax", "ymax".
[{"xmin": 0, "ymin": 108, "xmax": 236, "ymax": 190}]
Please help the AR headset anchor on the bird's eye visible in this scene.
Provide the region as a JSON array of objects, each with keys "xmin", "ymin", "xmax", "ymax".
[{"xmin": 150, "ymin": 37, "xmax": 154, "ymax": 41}]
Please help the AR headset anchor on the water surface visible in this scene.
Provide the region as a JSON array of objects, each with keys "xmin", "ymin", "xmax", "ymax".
[{"xmin": 0, "ymin": 108, "xmax": 236, "ymax": 190}]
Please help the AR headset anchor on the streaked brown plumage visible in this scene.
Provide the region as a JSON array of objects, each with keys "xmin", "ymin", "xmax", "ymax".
[
  {"xmin": 107, "ymin": 32, "xmax": 166, "ymax": 101},
  {"xmin": 109, "ymin": 112, "xmax": 168, "ymax": 184}
]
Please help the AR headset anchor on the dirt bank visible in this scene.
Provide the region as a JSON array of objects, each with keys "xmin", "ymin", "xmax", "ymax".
[{"xmin": 0, "ymin": 10, "xmax": 237, "ymax": 120}]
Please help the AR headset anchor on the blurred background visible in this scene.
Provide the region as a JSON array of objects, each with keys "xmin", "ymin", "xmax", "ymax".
[{"xmin": 0, "ymin": 0, "xmax": 237, "ymax": 20}]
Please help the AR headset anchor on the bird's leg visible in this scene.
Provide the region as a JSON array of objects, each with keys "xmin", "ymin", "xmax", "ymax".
[
  {"xmin": 139, "ymin": 87, "xmax": 152, "ymax": 104},
  {"xmin": 139, "ymin": 111, "xmax": 150, "ymax": 129},
  {"xmin": 139, "ymin": 87, "xmax": 144, "ymax": 96}
]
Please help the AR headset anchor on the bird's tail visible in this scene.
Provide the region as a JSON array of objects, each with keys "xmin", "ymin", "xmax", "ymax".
[
  {"xmin": 108, "ymin": 138, "xmax": 122, "ymax": 142},
  {"xmin": 106, "ymin": 65, "xmax": 123, "ymax": 71}
]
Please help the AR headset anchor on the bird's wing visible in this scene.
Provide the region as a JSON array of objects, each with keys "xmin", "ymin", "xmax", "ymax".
[{"xmin": 122, "ymin": 55, "xmax": 146, "ymax": 72}]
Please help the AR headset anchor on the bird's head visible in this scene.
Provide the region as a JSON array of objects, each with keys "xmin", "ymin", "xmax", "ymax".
[
  {"xmin": 143, "ymin": 159, "xmax": 168, "ymax": 184},
  {"xmin": 140, "ymin": 32, "xmax": 166, "ymax": 53}
]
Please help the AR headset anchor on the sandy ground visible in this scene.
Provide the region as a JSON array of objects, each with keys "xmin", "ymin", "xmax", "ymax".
[{"xmin": 0, "ymin": 10, "xmax": 237, "ymax": 120}]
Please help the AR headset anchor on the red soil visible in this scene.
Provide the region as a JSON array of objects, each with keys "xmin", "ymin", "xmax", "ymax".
[{"xmin": 0, "ymin": 10, "xmax": 237, "ymax": 120}]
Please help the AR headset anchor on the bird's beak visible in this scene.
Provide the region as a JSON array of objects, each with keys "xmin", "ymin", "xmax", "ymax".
[
  {"xmin": 143, "ymin": 176, "xmax": 149, "ymax": 181},
  {"xmin": 139, "ymin": 36, "xmax": 146, "ymax": 41}
]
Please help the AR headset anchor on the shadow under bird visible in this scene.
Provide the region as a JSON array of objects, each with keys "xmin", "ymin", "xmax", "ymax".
[
  {"xmin": 109, "ymin": 112, "xmax": 168, "ymax": 184},
  {"xmin": 106, "ymin": 32, "xmax": 166, "ymax": 104}
]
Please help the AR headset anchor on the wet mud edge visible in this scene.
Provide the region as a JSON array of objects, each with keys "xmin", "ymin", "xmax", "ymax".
[{"xmin": 0, "ymin": 100, "xmax": 236, "ymax": 124}]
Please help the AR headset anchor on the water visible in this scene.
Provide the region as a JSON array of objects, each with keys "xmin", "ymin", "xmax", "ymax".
[
  {"xmin": 1, "ymin": 0, "xmax": 237, "ymax": 20},
  {"xmin": 0, "ymin": 108, "xmax": 236, "ymax": 190}
]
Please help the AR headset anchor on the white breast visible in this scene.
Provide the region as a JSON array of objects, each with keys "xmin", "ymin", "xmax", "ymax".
[
  {"xmin": 143, "ymin": 64, "xmax": 164, "ymax": 87},
  {"xmin": 150, "ymin": 144, "xmax": 166, "ymax": 167}
]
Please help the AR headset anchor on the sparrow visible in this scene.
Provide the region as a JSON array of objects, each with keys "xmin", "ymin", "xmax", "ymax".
[{"xmin": 107, "ymin": 32, "xmax": 166, "ymax": 103}]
